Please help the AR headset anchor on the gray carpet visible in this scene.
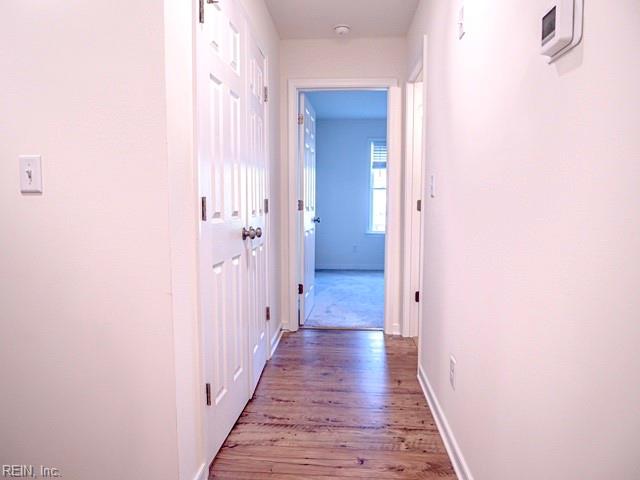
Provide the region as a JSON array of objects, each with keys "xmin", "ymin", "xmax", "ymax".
[{"xmin": 305, "ymin": 270, "xmax": 384, "ymax": 329}]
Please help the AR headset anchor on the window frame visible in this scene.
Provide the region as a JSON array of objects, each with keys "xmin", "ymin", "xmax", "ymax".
[{"xmin": 367, "ymin": 137, "xmax": 388, "ymax": 235}]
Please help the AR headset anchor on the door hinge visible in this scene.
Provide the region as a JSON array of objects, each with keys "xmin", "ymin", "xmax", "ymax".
[
  {"xmin": 266, "ymin": 306, "xmax": 271, "ymax": 321},
  {"xmin": 298, "ymin": 283, "xmax": 304, "ymax": 295},
  {"xmin": 201, "ymin": 197, "xmax": 207, "ymax": 221},
  {"xmin": 264, "ymin": 86, "xmax": 269, "ymax": 103},
  {"xmin": 200, "ymin": 0, "xmax": 218, "ymax": 24},
  {"xmin": 264, "ymin": 198, "xmax": 269, "ymax": 214},
  {"xmin": 415, "ymin": 291, "xmax": 420, "ymax": 303},
  {"xmin": 417, "ymin": 199, "xmax": 422, "ymax": 212},
  {"xmin": 205, "ymin": 383, "xmax": 211, "ymax": 406},
  {"xmin": 297, "ymin": 113, "xmax": 304, "ymax": 125},
  {"xmin": 298, "ymin": 199, "xmax": 304, "ymax": 211}
]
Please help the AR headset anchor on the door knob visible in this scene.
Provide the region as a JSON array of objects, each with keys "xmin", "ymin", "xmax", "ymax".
[
  {"xmin": 312, "ymin": 216, "xmax": 321, "ymax": 224},
  {"xmin": 242, "ymin": 227, "xmax": 257, "ymax": 240},
  {"xmin": 255, "ymin": 227, "xmax": 263, "ymax": 238}
]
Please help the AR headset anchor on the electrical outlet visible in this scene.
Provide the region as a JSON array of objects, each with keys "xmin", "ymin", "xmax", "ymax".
[{"xmin": 449, "ymin": 355, "xmax": 457, "ymax": 390}]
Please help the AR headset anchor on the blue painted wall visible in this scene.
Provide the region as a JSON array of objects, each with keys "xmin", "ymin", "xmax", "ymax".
[{"xmin": 315, "ymin": 119, "xmax": 387, "ymax": 271}]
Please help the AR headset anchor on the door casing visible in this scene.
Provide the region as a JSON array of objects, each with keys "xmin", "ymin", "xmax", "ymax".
[
  {"xmin": 413, "ymin": 35, "xmax": 430, "ymax": 360},
  {"xmin": 402, "ymin": 57, "xmax": 427, "ymax": 338},
  {"xmin": 285, "ymin": 78, "xmax": 403, "ymax": 335}
]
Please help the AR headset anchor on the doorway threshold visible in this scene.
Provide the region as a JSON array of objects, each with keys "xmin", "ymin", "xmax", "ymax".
[{"xmin": 300, "ymin": 325, "xmax": 384, "ymax": 332}]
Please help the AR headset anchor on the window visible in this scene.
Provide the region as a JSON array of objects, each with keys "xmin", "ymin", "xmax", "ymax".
[{"xmin": 369, "ymin": 139, "xmax": 388, "ymax": 233}]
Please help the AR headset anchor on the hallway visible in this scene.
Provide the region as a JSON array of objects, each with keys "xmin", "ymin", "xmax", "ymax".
[
  {"xmin": 210, "ymin": 330, "xmax": 455, "ymax": 478},
  {"xmin": 4, "ymin": 1, "xmax": 640, "ymax": 478},
  {"xmin": 306, "ymin": 271, "xmax": 385, "ymax": 329}
]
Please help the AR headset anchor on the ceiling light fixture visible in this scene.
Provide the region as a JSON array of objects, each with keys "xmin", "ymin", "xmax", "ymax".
[{"xmin": 333, "ymin": 24, "xmax": 351, "ymax": 36}]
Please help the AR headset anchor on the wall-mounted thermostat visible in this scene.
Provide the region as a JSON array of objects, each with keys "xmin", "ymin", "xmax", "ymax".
[{"xmin": 540, "ymin": 0, "xmax": 584, "ymax": 63}]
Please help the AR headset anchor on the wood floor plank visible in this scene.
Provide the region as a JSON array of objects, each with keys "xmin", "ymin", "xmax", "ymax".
[
  {"xmin": 209, "ymin": 330, "xmax": 456, "ymax": 479},
  {"xmin": 249, "ymin": 391, "xmax": 430, "ymax": 410},
  {"xmin": 213, "ymin": 446, "xmax": 455, "ymax": 479},
  {"xmin": 237, "ymin": 405, "xmax": 438, "ymax": 430},
  {"xmin": 224, "ymin": 424, "xmax": 448, "ymax": 454}
]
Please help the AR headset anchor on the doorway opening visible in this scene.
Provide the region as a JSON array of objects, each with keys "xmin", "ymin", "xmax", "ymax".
[
  {"xmin": 402, "ymin": 64, "xmax": 425, "ymax": 338},
  {"xmin": 298, "ymin": 89, "xmax": 388, "ymax": 330}
]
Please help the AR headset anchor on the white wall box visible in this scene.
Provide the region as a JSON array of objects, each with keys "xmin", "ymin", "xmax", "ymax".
[{"xmin": 540, "ymin": 0, "xmax": 584, "ymax": 63}]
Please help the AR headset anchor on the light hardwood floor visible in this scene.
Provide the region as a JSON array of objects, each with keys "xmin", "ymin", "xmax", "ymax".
[{"xmin": 210, "ymin": 330, "xmax": 456, "ymax": 479}]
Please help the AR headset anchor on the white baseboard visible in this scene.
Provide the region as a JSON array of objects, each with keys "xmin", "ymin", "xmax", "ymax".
[
  {"xmin": 316, "ymin": 264, "xmax": 384, "ymax": 271},
  {"xmin": 193, "ymin": 462, "xmax": 207, "ymax": 480},
  {"xmin": 417, "ymin": 364, "xmax": 474, "ymax": 480},
  {"xmin": 270, "ymin": 327, "xmax": 284, "ymax": 358},
  {"xmin": 388, "ymin": 322, "xmax": 401, "ymax": 336}
]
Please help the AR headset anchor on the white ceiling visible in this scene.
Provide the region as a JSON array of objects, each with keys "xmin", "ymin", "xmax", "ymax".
[{"xmin": 264, "ymin": 0, "xmax": 420, "ymax": 40}]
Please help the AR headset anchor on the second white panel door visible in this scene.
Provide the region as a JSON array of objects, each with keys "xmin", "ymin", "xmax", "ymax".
[
  {"xmin": 300, "ymin": 94, "xmax": 317, "ymax": 324},
  {"xmin": 246, "ymin": 31, "xmax": 269, "ymax": 394},
  {"xmin": 197, "ymin": 0, "xmax": 269, "ymax": 461}
]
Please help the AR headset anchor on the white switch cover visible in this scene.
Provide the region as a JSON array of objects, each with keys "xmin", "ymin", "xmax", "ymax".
[
  {"xmin": 458, "ymin": 4, "xmax": 466, "ymax": 39},
  {"xmin": 20, "ymin": 155, "xmax": 43, "ymax": 193},
  {"xmin": 449, "ymin": 355, "xmax": 457, "ymax": 390},
  {"xmin": 430, "ymin": 175, "xmax": 436, "ymax": 198}
]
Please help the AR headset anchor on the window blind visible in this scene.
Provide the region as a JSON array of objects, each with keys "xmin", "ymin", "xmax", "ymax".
[{"xmin": 371, "ymin": 140, "xmax": 387, "ymax": 169}]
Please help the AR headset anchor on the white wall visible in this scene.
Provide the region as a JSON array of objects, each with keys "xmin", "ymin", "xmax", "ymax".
[
  {"xmin": 0, "ymin": 1, "xmax": 281, "ymax": 479},
  {"xmin": 164, "ymin": 0, "xmax": 202, "ymax": 478},
  {"xmin": 281, "ymin": 37, "xmax": 407, "ymax": 81},
  {"xmin": 0, "ymin": 1, "xmax": 178, "ymax": 479},
  {"xmin": 279, "ymin": 37, "xmax": 406, "ymax": 330},
  {"xmin": 408, "ymin": 1, "xmax": 640, "ymax": 479},
  {"xmin": 315, "ymin": 119, "xmax": 386, "ymax": 270}
]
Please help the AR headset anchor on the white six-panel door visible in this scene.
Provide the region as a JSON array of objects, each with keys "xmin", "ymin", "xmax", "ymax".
[
  {"xmin": 197, "ymin": 0, "xmax": 268, "ymax": 461},
  {"xmin": 246, "ymin": 33, "xmax": 269, "ymax": 393},
  {"xmin": 299, "ymin": 94, "xmax": 317, "ymax": 324}
]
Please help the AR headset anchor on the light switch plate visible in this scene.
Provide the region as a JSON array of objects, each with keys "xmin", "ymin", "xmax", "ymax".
[
  {"xmin": 449, "ymin": 355, "xmax": 457, "ymax": 390},
  {"xmin": 458, "ymin": 4, "xmax": 465, "ymax": 39},
  {"xmin": 20, "ymin": 155, "xmax": 43, "ymax": 193}
]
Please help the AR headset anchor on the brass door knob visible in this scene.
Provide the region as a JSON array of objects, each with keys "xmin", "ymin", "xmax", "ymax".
[{"xmin": 255, "ymin": 227, "xmax": 263, "ymax": 238}]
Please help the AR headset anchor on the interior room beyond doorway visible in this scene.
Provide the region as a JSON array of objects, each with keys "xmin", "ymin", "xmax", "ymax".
[{"xmin": 301, "ymin": 90, "xmax": 388, "ymax": 330}]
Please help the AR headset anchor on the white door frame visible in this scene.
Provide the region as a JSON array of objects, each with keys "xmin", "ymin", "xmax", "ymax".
[
  {"xmin": 402, "ymin": 50, "xmax": 427, "ymax": 338},
  {"xmin": 413, "ymin": 35, "xmax": 429, "ymax": 355},
  {"xmin": 285, "ymin": 78, "xmax": 402, "ymax": 335}
]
